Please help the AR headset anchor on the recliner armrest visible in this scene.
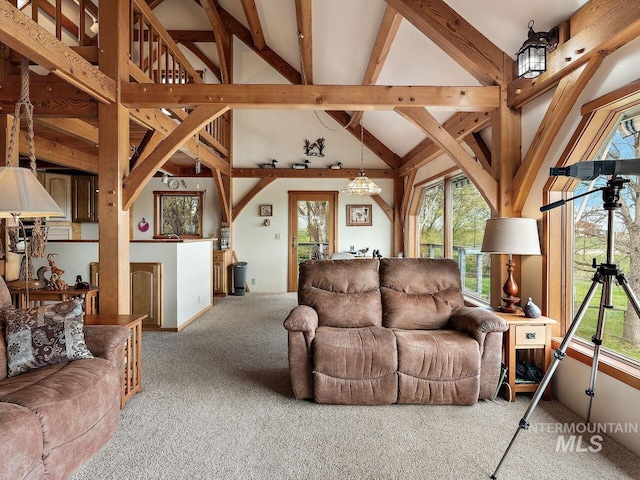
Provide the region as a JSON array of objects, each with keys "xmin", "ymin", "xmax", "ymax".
[
  {"xmin": 284, "ymin": 305, "xmax": 319, "ymax": 332},
  {"xmin": 83, "ymin": 325, "xmax": 129, "ymax": 371},
  {"xmin": 449, "ymin": 307, "xmax": 508, "ymax": 350}
]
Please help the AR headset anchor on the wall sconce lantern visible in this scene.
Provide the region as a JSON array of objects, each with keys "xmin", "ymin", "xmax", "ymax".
[{"xmin": 516, "ymin": 20, "xmax": 559, "ymax": 79}]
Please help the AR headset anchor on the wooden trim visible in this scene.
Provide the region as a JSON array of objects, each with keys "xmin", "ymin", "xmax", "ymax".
[{"xmin": 551, "ymin": 338, "xmax": 640, "ymax": 391}]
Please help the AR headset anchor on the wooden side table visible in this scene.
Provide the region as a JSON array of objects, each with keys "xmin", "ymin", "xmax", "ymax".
[
  {"xmin": 84, "ymin": 314, "xmax": 146, "ymax": 409},
  {"xmin": 494, "ymin": 312, "xmax": 557, "ymax": 402},
  {"xmin": 9, "ymin": 286, "xmax": 99, "ymax": 315}
]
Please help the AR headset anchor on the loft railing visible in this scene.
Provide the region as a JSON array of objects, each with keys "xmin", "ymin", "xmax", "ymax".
[
  {"xmin": 21, "ymin": 0, "xmax": 231, "ymax": 158},
  {"xmin": 28, "ymin": 0, "xmax": 98, "ymax": 46}
]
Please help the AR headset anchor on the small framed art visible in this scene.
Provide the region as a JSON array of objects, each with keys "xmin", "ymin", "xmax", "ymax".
[
  {"xmin": 346, "ymin": 204, "xmax": 372, "ymax": 226},
  {"xmin": 259, "ymin": 204, "xmax": 273, "ymax": 216}
]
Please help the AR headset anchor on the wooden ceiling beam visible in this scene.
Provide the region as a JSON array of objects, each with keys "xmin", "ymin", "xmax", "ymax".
[
  {"xmin": 201, "ymin": 0, "xmax": 231, "ymax": 84},
  {"xmin": 20, "ymin": 130, "xmax": 98, "ymax": 173},
  {"xmin": 121, "ymin": 83, "xmax": 500, "ymax": 111},
  {"xmin": 167, "ymin": 30, "xmax": 216, "ymax": 42},
  {"xmin": 464, "ymin": 131, "xmax": 492, "ymax": 178},
  {"xmin": 352, "ymin": 5, "xmax": 402, "ymax": 126},
  {"xmin": 295, "ymin": 0, "xmax": 313, "ymax": 84},
  {"xmin": 180, "ymin": 39, "xmax": 222, "ymax": 83},
  {"xmin": 398, "ymin": 111, "xmax": 492, "ymax": 175},
  {"xmin": 123, "ymin": 105, "xmax": 229, "ymax": 210},
  {"xmin": 240, "ymin": 0, "xmax": 265, "ymax": 50},
  {"xmin": 35, "ymin": 117, "xmax": 99, "ymax": 145},
  {"xmin": 385, "ymin": 0, "xmax": 506, "ymax": 86},
  {"xmin": 0, "ymin": 2, "xmax": 115, "ymax": 103},
  {"xmin": 512, "ymin": 56, "xmax": 604, "ymax": 212},
  {"xmin": 396, "ymin": 107, "xmax": 498, "ymax": 211},
  {"xmin": 0, "ymin": 75, "xmax": 98, "ymax": 117},
  {"xmin": 232, "ymin": 168, "xmax": 393, "ymax": 178},
  {"xmin": 508, "ymin": 0, "xmax": 640, "ymax": 108}
]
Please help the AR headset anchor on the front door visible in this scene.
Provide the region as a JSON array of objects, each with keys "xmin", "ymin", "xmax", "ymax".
[{"xmin": 288, "ymin": 191, "xmax": 338, "ymax": 291}]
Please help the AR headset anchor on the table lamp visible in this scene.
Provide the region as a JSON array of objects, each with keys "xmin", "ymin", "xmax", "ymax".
[{"xmin": 481, "ymin": 217, "xmax": 541, "ymax": 313}]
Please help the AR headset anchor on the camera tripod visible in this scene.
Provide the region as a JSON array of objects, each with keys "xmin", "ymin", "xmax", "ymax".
[{"xmin": 491, "ymin": 176, "xmax": 640, "ymax": 478}]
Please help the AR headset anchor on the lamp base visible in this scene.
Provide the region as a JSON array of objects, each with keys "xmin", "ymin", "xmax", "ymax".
[{"xmin": 499, "ymin": 295, "xmax": 522, "ymax": 314}]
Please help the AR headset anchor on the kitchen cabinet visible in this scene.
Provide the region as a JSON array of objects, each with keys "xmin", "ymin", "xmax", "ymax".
[
  {"xmin": 38, "ymin": 172, "xmax": 72, "ymax": 221},
  {"xmin": 213, "ymin": 250, "xmax": 230, "ymax": 296},
  {"xmin": 90, "ymin": 262, "xmax": 162, "ymax": 328},
  {"xmin": 72, "ymin": 175, "xmax": 98, "ymax": 222}
]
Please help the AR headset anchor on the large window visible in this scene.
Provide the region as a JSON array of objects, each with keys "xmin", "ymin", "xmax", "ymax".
[
  {"xmin": 418, "ymin": 175, "xmax": 491, "ymax": 302},
  {"xmin": 572, "ymin": 112, "xmax": 640, "ymax": 363}
]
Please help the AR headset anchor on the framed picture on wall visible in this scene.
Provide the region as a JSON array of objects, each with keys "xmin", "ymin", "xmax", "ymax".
[
  {"xmin": 346, "ymin": 204, "xmax": 372, "ymax": 226},
  {"xmin": 260, "ymin": 204, "xmax": 273, "ymax": 216}
]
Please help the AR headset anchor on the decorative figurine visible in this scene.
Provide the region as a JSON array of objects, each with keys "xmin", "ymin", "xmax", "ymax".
[
  {"xmin": 259, "ymin": 159, "xmax": 278, "ymax": 169},
  {"xmin": 46, "ymin": 253, "xmax": 68, "ymax": 290},
  {"xmin": 523, "ymin": 297, "xmax": 542, "ymax": 318},
  {"xmin": 291, "ymin": 159, "xmax": 311, "ymax": 169},
  {"xmin": 329, "ymin": 162, "xmax": 343, "ymax": 170}
]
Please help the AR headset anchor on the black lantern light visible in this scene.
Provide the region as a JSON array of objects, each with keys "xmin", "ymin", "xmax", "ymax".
[{"xmin": 516, "ymin": 20, "xmax": 559, "ymax": 79}]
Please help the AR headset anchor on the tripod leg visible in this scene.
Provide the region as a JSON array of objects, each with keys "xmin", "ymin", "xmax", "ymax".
[
  {"xmin": 490, "ymin": 278, "xmax": 601, "ymax": 479},
  {"xmin": 585, "ymin": 274, "xmax": 612, "ymax": 423}
]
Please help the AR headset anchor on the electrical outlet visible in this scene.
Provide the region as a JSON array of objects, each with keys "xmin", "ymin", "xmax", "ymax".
[
  {"xmin": 251, "ymin": 278, "xmax": 256, "ymax": 285},
  {"xmin": 275, "ymin": 233, "xmax": 281, "ymax": 240}
]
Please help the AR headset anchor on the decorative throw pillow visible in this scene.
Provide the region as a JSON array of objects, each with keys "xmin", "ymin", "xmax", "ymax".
[{"xmin": 2, "ymin": 299, "xmax": 93, "ymax": 377}]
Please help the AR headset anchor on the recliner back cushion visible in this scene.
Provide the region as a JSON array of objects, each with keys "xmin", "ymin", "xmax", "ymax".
[
  {"xmin": 298, "ymin": 259, "xmax": 382, "ymax": 327},
  {"xmin": 380, "ymin": 258, "xmax": 464, "ymax": 329}
]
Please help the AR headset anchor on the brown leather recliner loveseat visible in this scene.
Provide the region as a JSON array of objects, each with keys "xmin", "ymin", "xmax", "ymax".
[
  {"xmin": 284, "ymin": 258, "xmax": 509, "ymax": 405},
  {"xmin": 0, "ymin": 275, "xmax": 128, "ymax": 480}
]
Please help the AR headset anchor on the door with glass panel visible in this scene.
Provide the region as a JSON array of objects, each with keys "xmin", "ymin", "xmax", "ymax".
[{"xmin": 288, "ymin": 191, "xmax": 338, "ymax": 291}]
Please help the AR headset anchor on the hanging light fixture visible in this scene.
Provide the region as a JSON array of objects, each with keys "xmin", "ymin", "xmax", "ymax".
[
  {"xmin": 516, "ymin": 20, "xmax": 559, "ymax": 79},
  {"xmin": 341, "ymin": 126, "xmax": 382, "ymax": 196}
]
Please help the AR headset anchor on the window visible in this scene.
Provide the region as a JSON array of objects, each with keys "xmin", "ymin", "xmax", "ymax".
[
  {"xmin": 418, "ymin": 175, "xmax": 491, "ymax": 302},
  {"xmin": 153, "ymin": 191, "xmax": 204, "ymax": 239},
  {"xmin": 572, "ymin": 111, "xmax": 640, "ymax": 363}
]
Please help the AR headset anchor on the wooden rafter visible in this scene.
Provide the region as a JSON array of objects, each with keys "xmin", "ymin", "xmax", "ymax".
[
  {"xmin": 20, "ymin": 131, "xmax": 98, "ymax": 173},
  {"xmin": 121, "ymin": 83, "xmax": 500, "ymax": 111},
  {"xmin": 400, "ymin": 169, "xmax": 416, "ymax": 220},
  {"xmin": 35, "ymin": 118, "xmax": 99, "ymax": 145},
  {"xmin": 214, "ymin": 169, "xmax": 230, "ymax": 223},
  {"xmin": 464, "ymin": 132, "xmax": 492, "ymax": 178},
  {"xmin": 352, "ymin": 5, "xmax": 402, "ymax": 126},
  {"xmin": 295, "ymin": 0, "xmax": 312, "ymax": 84},
  {"xmin": 240, "ymin": 0, "xmax": 265, "ymax": 50},
  {"xmin": 372, "ymin": 195, "xmax": 394, "ymax": 222},
  {"xmin": 508, "ymin": 0, "xmax": 640, "ymax": 108},
  {"xmin": 123, "ymin": 105, "xmax": 229, "ymax": 210},
  {"xmin": 0, "ymin": 1, "xmax": 116, "ymax": 103},
  {"xmin": 201, "ymin": 0, "xmax": 231, "ymax": 83},
  {"xmin": 131, "ymin": 130, "xmax": 164, "ymax": 168},
  {"xmin": 385, "ymin": 0, "xmax": 506, "ymax": 86},
  {"xmin": 511, "ymin": 56, "xmax": 605, "ymax": 212},
  {"xmin": 180, "ymin": 40, "xmax": 222, "ymax": 82},
  {"xmin": 396, "ymin": 107, "xmax": 498, "ymax": 211},
  {"xmin": 233, "ymin": 177, "xmax": 276, "ymax": 219},
  {"xmin": 167, "ymin": 30, "xmax": 216, "ymax": 42},
  {"xmin": 399, "ymin": 111, "xmax": 492, "ymax": 175}
]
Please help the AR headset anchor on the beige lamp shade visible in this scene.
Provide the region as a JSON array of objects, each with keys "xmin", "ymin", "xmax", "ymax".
[
  {"xmin": 481, "ymin": 218, "xmax": 541, "ymax": 255},
  {"xmin": 0, "ymin": 166, "xmax": 63, "ymax": 218}
]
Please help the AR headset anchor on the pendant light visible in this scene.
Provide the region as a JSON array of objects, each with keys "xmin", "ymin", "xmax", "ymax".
[{"xmin": 341, "ymin": 126, "xmax": 382, "ymax": 196}]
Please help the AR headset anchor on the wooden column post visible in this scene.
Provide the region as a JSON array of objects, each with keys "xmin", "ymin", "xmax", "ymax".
[
  {"xmin": 393, "ymin": 169, "xmax": 404, "ymax": 256},
  {"xmin": 97, "ymin": 0, "xmax": 130, "ymax": 314},
  {"xmin": 490, "ymin": 54, "xmax": 522, "ymax": 307}
]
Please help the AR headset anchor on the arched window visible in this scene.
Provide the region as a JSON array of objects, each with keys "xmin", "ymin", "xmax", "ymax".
[{"xmin": 417, "ymin": 175, "xmax": 491, "ymax": 302}]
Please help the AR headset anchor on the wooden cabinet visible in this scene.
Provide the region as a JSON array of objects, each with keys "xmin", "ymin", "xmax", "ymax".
[
  {"xmin": 90, "ymin": 262, "xmax": 162, "ymax": 329},
  {"xmin": 38, "ymin": 172, "xmax": 72, "ymax": 221},
  {"xmin": 213, "ymin": 250, "xmax": 230, "ymax": 296},
  {"xmin": 72, "ymin": 175, "xmax": 98, "ymax": 222}
]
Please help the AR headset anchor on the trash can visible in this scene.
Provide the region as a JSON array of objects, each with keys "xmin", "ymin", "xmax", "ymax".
[{"xmin": 232, "ymin": 262, "xmax": 248, "ymax": 296}]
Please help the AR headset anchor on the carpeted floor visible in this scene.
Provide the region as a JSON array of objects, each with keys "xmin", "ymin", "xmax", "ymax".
[{"xmin": 70, "ymin": 293, "xmax": 640, "ymax": 480}]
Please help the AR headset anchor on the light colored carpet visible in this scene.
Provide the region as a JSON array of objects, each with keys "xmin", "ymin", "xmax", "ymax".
[{"xmin": 71, "ymin": 293, "xmax": 640, "ymax": 480}]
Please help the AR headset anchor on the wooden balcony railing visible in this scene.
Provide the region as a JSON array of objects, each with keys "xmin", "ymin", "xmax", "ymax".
[{"xmin": 29, "ymin": 0, "xmax": 98, "ymax": 46}]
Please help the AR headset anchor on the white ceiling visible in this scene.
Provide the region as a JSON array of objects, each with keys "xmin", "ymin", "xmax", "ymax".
[{"xmin": 153, "ymin": 0, "xmax": 590, "ymax": 158}]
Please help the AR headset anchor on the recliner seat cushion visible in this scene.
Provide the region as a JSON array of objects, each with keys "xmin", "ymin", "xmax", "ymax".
[
  {"xmin": 313, "ymin": 326, "xmax": 397, "ymax": 404},
  {"xmin": 380, "ymin": 258, "xmax": 464, "ymax": 329},
  {"xmin": 395, "ymin": 329, "xmax": 480, "ymax": 405},
  {"xmin": 298, "ymin": 259, "xmax": 382, "ymax": 328},
  {"xmin": 0, "ymin": 357, "xmax": 120, "ymax": 457},
  {"xmin": 0, "ymin": 402, "xmax": 44, "ymax": 480}
]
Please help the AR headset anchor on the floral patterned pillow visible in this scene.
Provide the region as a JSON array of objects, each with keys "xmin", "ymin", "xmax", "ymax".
[{"xmin": 2, "ymin": 299, "xmax": 93, "ymax": 377}]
